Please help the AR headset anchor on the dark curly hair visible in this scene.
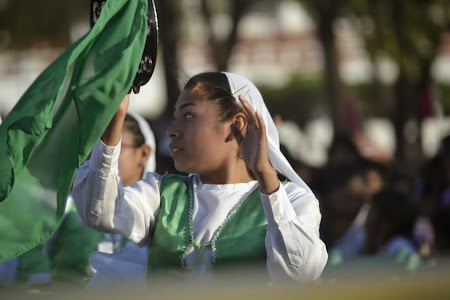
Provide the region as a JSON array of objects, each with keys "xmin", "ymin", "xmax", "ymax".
[{"xmin": 183, "ymin": 72, "xmax": 240, "ymax": 123}]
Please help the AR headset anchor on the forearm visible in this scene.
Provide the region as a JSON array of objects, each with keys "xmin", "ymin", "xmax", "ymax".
[
  {"xmin": 101, "ymin": 94, "xmax": 129, "ymax": 146},
  {"xmin": 72, "ymin": 141, "xmax": 122, "ymax": 232},
  {"xmin": 254, "ymin": 165, "xmax": 279, "ymax": 195}
]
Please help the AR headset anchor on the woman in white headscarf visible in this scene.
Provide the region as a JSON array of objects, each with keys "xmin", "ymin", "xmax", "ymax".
[{"xmin": 73, "ymin": 72, "xmax": 327, "ymax": 285}]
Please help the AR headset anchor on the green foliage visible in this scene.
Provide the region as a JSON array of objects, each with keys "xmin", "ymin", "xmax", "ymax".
[
  {"xmin": 0, "ymin": 0, "xmax": 88, "ymax": 49},
  {"xmin": 259, "ymin": 73, "xmax": 392, "ymax": 126},
  {"xmin": 258, "ymin": 74, "xmax": 326, "ymax": 127},
  {"xmin": 435, "ymin": 83, "xmax": 450, "ymax": 115},
  {"xmin": 348, "ymin": 82, "xmax": 386, "ymax": 118},
  {"xmin": 259, "ymin": 74, "xmax": 390, "ymax": 127},
  {"xmin": 343, "ymin": 0, "xmax": 450, "ymax": 81}
]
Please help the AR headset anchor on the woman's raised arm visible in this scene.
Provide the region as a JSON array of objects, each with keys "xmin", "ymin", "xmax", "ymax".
[{"xmin": 101, "ymin": 94, "xmax": 129, "ymax": 146}]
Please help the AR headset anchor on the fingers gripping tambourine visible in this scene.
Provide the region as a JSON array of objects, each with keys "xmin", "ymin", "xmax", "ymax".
[{"xmin": 91, "ymin": 0, "xmax": 159, "ymax": 94}]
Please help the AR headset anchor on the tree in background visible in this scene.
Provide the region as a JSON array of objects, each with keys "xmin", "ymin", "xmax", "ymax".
[
  {"xmin": 0, "ymin": 0, "xmax": 86, "ymax": 49},
  {"xmin": 199, "ymin": 0, "xmax": 255, "ymax": 71},
  {"xmin": 155, "ymin": 0, "xmax": 182, "ymax": 116},
  {"xmin": 295, "ymin": 0, "xmax": 450, "ymax": 171},
  {"xmin": 300, "ymin": 0, "xmax": 350, "ymax": 137},
  {"xmin": 344, "ymin": 0, "xmax": 450, "ymax": 172}
]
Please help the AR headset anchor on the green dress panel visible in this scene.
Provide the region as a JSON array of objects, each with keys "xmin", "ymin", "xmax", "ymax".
[{"xmin": 149, "ymin": 174, "xmax": 267, "ymax": 277}]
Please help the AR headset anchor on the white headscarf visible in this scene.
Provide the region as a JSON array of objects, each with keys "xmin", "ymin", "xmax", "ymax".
[
  {"xmin": 126, "ymin": 111, "xmax": 156, "ymax": 175},
  {"xmin": 223, "ymin": 72, "xmax": 315, "ymax": 197}
]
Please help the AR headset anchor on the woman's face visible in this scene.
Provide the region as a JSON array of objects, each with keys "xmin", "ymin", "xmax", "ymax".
[
  {"xmin": 119, "ymin": 128, "xmax": 148, "ymax": 186},
  {"xmin": 167, "ymin": 86, "xmax": 235, "ymax": 176}
]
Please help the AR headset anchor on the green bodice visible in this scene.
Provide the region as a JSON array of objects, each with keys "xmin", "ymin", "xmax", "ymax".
[{"xmin": 148, "ymin": 174, "xmax": 267, "ymax": 276}]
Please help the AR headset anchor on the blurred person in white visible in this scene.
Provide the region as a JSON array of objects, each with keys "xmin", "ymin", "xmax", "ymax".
[
  {"xmin": 44, "ymin": 110, "xmax": 157, "ymax": 286},
  {"xmin": 73, "ymin": 72, "xmax": 327, "ymax": 285}
]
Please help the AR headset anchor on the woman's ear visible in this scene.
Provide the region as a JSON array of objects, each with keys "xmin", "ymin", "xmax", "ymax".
[
  {"xmin": 227, "ymin": 112, "xmax": 247, "ymax": 142},
  {"xmin": 234, "ymin": 112, "xmax": 247, "ymax": 132}
]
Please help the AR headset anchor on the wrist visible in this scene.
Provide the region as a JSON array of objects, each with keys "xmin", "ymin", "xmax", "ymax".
[{"xmin": 254, "ymin": 167, "xmax": 279, "ymax": 195}]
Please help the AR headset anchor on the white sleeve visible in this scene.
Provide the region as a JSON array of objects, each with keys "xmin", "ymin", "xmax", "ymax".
[
  {"xmin": 261, "ymin": 182, "xmax": 328, "ymax": 282},
  {"xmin": 72, "ymin": 139, "xmax": 161, "ymax": 246}
]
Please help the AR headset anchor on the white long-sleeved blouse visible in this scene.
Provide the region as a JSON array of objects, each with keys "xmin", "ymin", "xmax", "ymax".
[{"xmin": 72, "ymin": 140, "xmax": 327, "ymax": 283}]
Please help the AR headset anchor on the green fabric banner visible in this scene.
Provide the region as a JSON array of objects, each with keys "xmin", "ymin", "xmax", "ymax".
[{"xmin": 0, "ymin": 0, "xmax": 148, "ymax": 263}]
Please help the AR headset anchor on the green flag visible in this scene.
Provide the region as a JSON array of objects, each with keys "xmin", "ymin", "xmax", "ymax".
[{"xmin": 0, "ymin": 0, "xmax": 148, "ymax": 262}]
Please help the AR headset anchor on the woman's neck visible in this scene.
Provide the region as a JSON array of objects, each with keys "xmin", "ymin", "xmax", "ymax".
[{"xmin": 199, "ymin": 159, "xmax": 254, "ymax": 185}]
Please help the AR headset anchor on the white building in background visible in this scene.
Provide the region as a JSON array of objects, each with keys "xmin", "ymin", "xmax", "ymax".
[{"xmin": 1, "ymin": 0, "xmax": 450, "ymax": 165}]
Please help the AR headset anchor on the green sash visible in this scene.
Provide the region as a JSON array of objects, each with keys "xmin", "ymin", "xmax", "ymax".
[{"xmin": 148, "ymin": 174, "xmax": 267, "ymax": 276}]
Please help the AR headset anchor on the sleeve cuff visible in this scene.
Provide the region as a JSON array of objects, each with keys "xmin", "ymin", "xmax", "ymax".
[
  {"xmin": 260, "ymin": 185, "xmax": 297, "ymax": 226},
  {"xmin": 90, "ymin": 138, "xmax": 121, "ymax": 176}
]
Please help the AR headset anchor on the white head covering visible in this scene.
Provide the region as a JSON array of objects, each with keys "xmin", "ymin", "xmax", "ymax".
[
  {"xmin": 223, "ymin": 72, "xmax": 314, "ymax": 197},
  {"xmin": 126, "ymin": 111, "xmax": 156, "ymax": 175}
]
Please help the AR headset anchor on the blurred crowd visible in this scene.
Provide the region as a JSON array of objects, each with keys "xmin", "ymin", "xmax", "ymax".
[{"xmin": 282, "ymin": 131, "xmax": 450, "ymax": 280}]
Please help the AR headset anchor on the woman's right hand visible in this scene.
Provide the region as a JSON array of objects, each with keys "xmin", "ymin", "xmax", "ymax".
[{"xmin": 101, "ymin": 94, "xmax": 130, "ymax": 146}]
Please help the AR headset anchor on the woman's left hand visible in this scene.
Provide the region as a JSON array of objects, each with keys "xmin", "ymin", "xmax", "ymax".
[{"xmin": 231, "ymin": 95, "xmax": 279, "ymax": 194}]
